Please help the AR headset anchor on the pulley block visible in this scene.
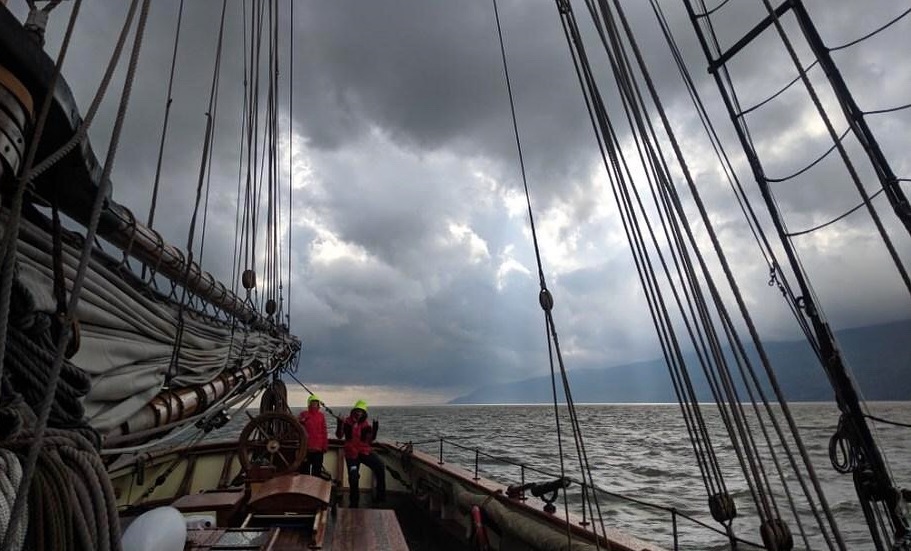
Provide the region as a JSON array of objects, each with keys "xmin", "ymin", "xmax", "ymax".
[
  {"xmin": 538, "ymin": 288, "xmax": 554, "ymax": 312},
  {"xmin": 242, "ymin": 269, "xmax": 256, "ymax": 290},
  {"xmin": 708, "ymin": 492, "xmax": 737, "ymax": 523},
  {"xmin": 759, "ymin": 518, "xmax": 793, "ymax": 551}
]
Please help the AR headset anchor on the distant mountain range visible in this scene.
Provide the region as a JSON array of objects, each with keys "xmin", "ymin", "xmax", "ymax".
[{"xmin": 449, "ymin": 319, "xmax": 911, "ymax": 404}]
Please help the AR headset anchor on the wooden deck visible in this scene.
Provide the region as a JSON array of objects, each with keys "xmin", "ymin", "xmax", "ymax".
[
  {"xmin": 323, "ymin": 509, "xmax": 408, "ymax": 551},
  {"xmin": 184, "ymin": 508, "xmax": 408, "ymax": 550}
]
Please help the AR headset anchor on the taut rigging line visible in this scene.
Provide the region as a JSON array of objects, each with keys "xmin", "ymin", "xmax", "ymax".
[
  {"xmin": 685, "ymin": 0, "xmax": 911, "ymax": 547},
  {"xmin": 491, "ymin": 0, "xmax": 609, "ymax": 547}
]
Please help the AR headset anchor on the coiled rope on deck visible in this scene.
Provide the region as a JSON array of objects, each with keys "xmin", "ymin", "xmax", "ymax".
[
  {"xmin": 0, "ymin": 451, "xmax": 25, "ymax": 551},
  {"xmin": 4, "ymin": 430, "xmax": 119, "ymax": 551},
  {"xmin": 0, "ymin": 274, "xmax": 118, "ymax": 550}
]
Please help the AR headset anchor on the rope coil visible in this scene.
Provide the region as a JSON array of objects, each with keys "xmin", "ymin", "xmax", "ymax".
[
  {"xmin": 2, "ymin": 430, "xmax": 121, "ymax": 551},
  {"xmin": 0, "ymin": 450, "xmax": 26, "ymax": 551}
]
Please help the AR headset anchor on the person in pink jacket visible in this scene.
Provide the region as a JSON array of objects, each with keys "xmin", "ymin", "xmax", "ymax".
[
  {"xmin": 298, "ymin": 394, "xmax": 328, "ymax": 477},
  {"xmin": 335, "ymin": 399, "xmax": 385, "ymax": 507}
]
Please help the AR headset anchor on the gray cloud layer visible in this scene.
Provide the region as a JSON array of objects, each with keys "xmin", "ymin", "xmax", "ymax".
[{"xmin": 21, "ymin": 0, "xmax": 911, "ymax": 399}]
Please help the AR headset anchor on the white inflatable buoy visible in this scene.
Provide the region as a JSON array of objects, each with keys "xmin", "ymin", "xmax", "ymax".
[{"xmin": 121, "ymin": 506, "xmax": 187, "ymax": 551}]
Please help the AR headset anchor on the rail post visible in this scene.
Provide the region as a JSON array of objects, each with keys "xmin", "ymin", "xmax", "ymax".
[
  {"xmin": 473, "ymin": 448, "xmax": 480, "ymax": 481},
  {"xmin": 580, "ymin": 483, "xmax": 589, "ymax": 526},
  {"xmin": 438, "ymin": 438, "xmax": 444, "ymax": 465},
  {"xmin": 520, "ymin": 465, "xmax": 527, "ymax": 500},
  {"xmin": 672, "ymin": 508, "xmax": 679, "ymax": 551}
]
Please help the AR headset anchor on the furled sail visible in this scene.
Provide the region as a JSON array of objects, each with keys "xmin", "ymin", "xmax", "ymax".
[
  {"xmin": 0, "ymin": 0, "xmax": 298, "ymax": 452},
  {"xmin": 12, "ymin": 212, "xmax": 290, "ymax": 432}
]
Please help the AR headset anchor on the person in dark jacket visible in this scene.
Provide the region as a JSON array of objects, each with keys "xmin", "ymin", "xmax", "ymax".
[
  {"xmin": 336, "ymin": 399, "xmax": 385, "ymax": 507},
  {"xmin": 298, "ymin": 394, "xmax": 328, "ymax": 477}
]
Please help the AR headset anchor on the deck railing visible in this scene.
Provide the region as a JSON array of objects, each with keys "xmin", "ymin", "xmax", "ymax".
[{"xmin": 407, "ymin": 436, "xmax": 765, "ymax": 551}]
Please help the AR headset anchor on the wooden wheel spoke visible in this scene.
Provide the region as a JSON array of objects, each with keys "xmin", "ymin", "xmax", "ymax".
[
  {"xmin": 274, "ymin": 452, "xmax": 290, "ymax": 467},
  {"xmin": 255, "ymin": 423, "xmax": 278, "ymax": 440}
]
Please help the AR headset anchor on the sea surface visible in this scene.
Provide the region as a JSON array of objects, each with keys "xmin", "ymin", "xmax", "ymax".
[{"xmin": 216, "ymin": 402, "xmax": 911, "ymax": 550}]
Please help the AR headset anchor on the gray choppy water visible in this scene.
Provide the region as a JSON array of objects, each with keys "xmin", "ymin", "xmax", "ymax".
[{"xmin": 217, "ymin": 402, "xmax": 911, "ymax": 550}]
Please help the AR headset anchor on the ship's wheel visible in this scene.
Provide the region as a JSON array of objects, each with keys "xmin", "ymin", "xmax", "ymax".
[{"xmin": 238, "ymin": 412, "xmax": 308, "ymax": 475}]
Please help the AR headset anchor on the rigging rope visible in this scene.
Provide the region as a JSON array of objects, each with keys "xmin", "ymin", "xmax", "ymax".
[
  {"xmin": 286, "ymin": 371, "xmax": 340, "ymax": 418},
  {"xmin": 228, "ymin": 0, "xmax": 252, "ymax": 368},
  {"xmin": 863, "ymin": 102, "xmax": 911, "ymax": 116},
  {"xmin": 755, "ymin": 6, "xmax": 911, "ymax": 539},
  {"xmin": 785, "ymin": 188, "xmax": 887, "ymax": 238},
  {"xmin": 775, "ymin": 0, "xmax": 911, "ymax": 267},
  {"xmin": 688, "ymin": 0, "xmax": 910, "ymax": 546},
  {"xmin": 5, "ymin": 430, "xmax": 120, "ymax": 551},
  {"xmin": 239, "ymin": 0, "xmax": 269, "ymax": 310},
  {"xmin": 603, "ymin": 0, "xmax": 771, "ymax": 520},
  {"xmin": 492, "ymin": 0, "xmax": 608, "ymax": 546},
  {"xmin": 542, "ymin": 321, "xmax": 572, "ymax": 543},
  {"xmin": 686, "ymin": 1, "xmax": 853, "ymax": 547},
  {"xmin": 558, "ymin": 0, "xmax": 735, "ymax": 528},
  {"xmin": 738, "ymin": 60, "xmax": 820, "ymax": 118},
  {"xmin": 2, "ymin": 3, "xmax": 149, "ymax": 549},
  {"xmin": 287, "ymin": 0, "xmax": 294, "ymax": 328},
  {"xmin": 145, "ymin": 0, "xmax": 185, "ymax": 233},
  {"xmin": 265, "ymin": 0, "xmax": 281, "ymax": 320},
  {"xmin": 765, "ymin": 128, "xmax": 850, "ymax": 183},
  {"xmin": 827, "ymin": 6, "xmax": 911, "ymax": 53},
  {"xmin": 0, "ymin": 449, "xmax": 25, "ymax": 551},
  {"xmin": 167, "ymin": 0, "xmax": 229, "ymax": 387},
  {"xmin": 560, "ymin": 3, "xmax": 880, "ymax": 548},
  {"xmin": 864, "ymin": 414, "xmax": 911, "ymax": 430},
  {"xmin": 693, "ymin": 0, "xmax": 731, "ymax": 19},
  {"xmin": 196, "ymin": 50, "xmax": 225, "ymax": 270},
  {"xmin": 648, "ymin": 0, "xmax": 818, "ymax": 356}
]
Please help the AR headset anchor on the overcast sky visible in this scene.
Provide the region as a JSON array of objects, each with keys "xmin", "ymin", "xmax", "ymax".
[{"xmin": 17, "ymin": 0, "xmax": 911, "ymax": 405}]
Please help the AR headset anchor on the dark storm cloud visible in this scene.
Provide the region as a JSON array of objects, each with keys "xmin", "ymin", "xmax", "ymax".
[{"xmin": 21, "ymin": 0, "xmax": 911, "ymax": 400}]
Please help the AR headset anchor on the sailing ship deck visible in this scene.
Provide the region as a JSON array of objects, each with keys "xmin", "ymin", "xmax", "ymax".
[{"xmin": 109, "ymin": 439, "xmax": 664, "ymax": 551}]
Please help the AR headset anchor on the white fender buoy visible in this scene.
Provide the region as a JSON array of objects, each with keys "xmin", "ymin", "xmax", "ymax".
[{"xmin": 121, "ymin": 506, "xmax": 187, "ymax": 551}]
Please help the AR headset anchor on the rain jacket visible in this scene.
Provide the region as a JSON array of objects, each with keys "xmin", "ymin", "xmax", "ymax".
[
  {"xmin": 299, "ymin": 407, "xmax": 328, "ymax": 452},
  {"xmin": 336, "ymin": 411, "xmax": 379, "ymax": 459}
]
